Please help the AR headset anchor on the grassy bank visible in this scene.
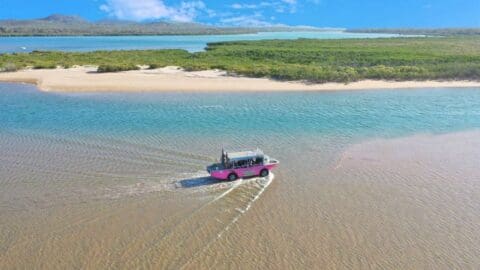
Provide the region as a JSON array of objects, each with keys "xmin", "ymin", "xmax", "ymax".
[
  {"xmin": 347, "ymin": 28, "xmax": 480, "ymax": 36},
  {"xmin": 1, "ymin": 36, "xmax": 480, "ymax": 83}
]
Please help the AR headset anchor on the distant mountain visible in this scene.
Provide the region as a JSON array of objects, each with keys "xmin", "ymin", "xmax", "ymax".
[
  {"xmin": 40, "ymin": 14, "xmax": 87, "ymax": 24},
  {"xmin": 0, "ymin": 14, "xmax": 336, "ymax": 36}
]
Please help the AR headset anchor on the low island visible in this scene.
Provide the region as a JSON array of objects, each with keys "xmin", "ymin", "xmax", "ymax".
[{"xmin": 1, "ymin": 36, "xmax": 480, "ymax": 92}]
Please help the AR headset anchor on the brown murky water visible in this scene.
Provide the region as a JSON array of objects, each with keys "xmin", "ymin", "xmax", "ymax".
[{"xmin": 1, "ymin": 130, "xmax": 479, "ymax": 269}]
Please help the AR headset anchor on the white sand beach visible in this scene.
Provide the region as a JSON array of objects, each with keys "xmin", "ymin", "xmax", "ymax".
[{"xmin": 1, "ymin": 66, "xmax": 480, "ymax": 92}]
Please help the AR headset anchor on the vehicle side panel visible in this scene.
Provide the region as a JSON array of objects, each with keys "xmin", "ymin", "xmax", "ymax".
[{"xmin": 210, "ymin": 164, "xmax": 277, "ymax": 180}]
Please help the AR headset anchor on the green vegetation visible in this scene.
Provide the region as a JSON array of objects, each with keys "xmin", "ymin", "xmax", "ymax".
[
  {"xmin": 347, "ymin": 28, "xmax": 480, "ymax": 36},
  {"xmin": 32, "ymin": 63, "xmax": 57, "ymax": 69},
  {"xmin": 147, "ymin": 64, "xmax": 163, "ymax": 70},
  {"xmin": 1, "ymin": 63, "xmax": 18, "ymax": 72},
  {"xmin": 97, "ymin": 64, "xmax": 140, "ymax": 73},
  {"xmin": 1, "ymin": 36, "xmax": 480, "ymax": 83}
]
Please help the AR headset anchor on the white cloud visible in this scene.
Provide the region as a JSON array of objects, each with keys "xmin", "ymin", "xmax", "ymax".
[
  {"xmin": 218, "ymin": 10, "xmax": 287, "ymax": 27},
  {"xmin": 222, "ymin": 0, "xmax": 302, "ymax": 26},
  {"xmin": 231, "ymin": 3, "xmax": 255, "ymax": 9},
  {"xmin": 230, "ymin": 1, "xmax": 298, "ymax": 14},
  {"xmin": 99, "ymin": 0, "xmax": 321, "ymax": 25},
  {"xmin": 100, "ymin": 0, "xmax": 209, "ymax": 22},
  {"xmin": 220, "ymin": 15, "xmax": 273, "ymax": 27}
]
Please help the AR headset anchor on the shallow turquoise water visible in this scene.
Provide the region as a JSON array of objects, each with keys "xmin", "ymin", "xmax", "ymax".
[
  {"xmin": 2, "ymin": 83, "xmax": 480, "ymax": 141},
  {"xmin": 0, "ymin": 31, "xmax": 405, "ymax": 53}
]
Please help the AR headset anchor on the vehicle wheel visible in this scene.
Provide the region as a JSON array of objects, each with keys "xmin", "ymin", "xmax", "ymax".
[
  {"xmin": 228, "ymin": 173, "xmax": 238, "ymax": 181},
  {"xmin": 260, "ymin": 169, "xmax": 269, "ymax": 177}
]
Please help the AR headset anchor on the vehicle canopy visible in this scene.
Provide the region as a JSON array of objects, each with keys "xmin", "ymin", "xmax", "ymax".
[
  {"xmin": 221, "ymin": 149, "xmax": 265, "ymax": 167},
  {"xmin": 226, "ymin": 149, "xmax": 264, "ymax": 161}
]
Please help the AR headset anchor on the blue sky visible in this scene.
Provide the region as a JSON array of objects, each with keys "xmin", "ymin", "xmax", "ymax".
[{"xmin": 0, "ymin": 0, "xmax": 479, "ymax": 28}]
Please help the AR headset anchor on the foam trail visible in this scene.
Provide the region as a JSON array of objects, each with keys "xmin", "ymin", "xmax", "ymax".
[
  {"xmin": 221, "ymin": 174, "xmax": 273, "ymax": 230},
  {"xmin": 209, "ymin": 178, "xmax": 243, "ymax": 204},
  {"xmin": 179, "ymin": 173, "xmax": 274, "ymax": 270},
  {"xmin": 334, "ymin": 151, "xmax": 348, "ymax": 170},
  {"xmin": 243, "ymin": 175, "xmax": 273, "ymax": 212}
]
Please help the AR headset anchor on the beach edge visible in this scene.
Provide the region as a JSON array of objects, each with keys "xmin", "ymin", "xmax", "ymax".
[{"xmin": 1, "ymin": 66, "xmax": 480, "ymax": 92}]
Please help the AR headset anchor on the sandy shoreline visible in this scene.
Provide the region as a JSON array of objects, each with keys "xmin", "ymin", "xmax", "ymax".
[{"xmin": 1, "ymin": 66, "xmax": 479, "ymax": 92}]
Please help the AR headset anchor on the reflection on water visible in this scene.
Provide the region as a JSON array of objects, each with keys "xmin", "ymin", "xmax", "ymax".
[{"xmin": 1, "ymin": 83, "xmax": 480, "ymax": 269}]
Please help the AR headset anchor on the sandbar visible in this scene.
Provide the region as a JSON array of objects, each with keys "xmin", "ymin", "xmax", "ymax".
[{"xmin": 1, "ymin": 66, "xmax": 479, "ymax": 92}]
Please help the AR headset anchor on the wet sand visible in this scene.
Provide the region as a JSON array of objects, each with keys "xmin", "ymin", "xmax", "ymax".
[
  {"xmin": 202, "ymin": 131, "xmax": 480, "ymax": 269},
  {"xmin": 1, "ymin": 85, "xmax": 480, "ymax": 269},
  {"xmin": 1, "ymin": 130, "xmax": 479, "ymax": 269},
  {"xmin": 1, "ymin": 66, "xmax": 480, "ymax": 92}
]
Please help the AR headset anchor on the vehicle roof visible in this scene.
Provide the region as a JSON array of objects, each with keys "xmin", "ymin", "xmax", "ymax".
[{"xmin": 227, "ymin": 149, "xmax": 264, "ymax": 161}]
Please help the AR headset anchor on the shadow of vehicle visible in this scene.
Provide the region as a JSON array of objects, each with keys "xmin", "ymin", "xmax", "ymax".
[{"xmin": 177, "ymin": 175, "xmax": 221, "ymax": 189}]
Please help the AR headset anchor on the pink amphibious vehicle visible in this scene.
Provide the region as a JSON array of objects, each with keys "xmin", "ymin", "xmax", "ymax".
[{"xmin": 207, "ymin": 149, "xmax": 279, "ymax": 181}]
